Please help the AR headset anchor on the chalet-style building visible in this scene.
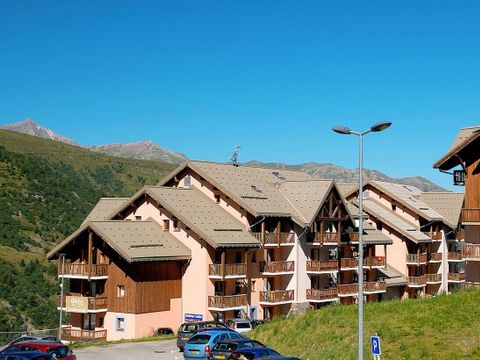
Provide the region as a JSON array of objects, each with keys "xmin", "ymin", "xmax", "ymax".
[
  {"xmin": 434, "ymin": 126, "xmax": 480, "ymax": 286},
  {"xmin": 48, "ymin": 161, "xmax": 392, "ymax": 341},
  {"xmin": 340, "ymin": 180, "xmax": 464, "ymax": 299}
]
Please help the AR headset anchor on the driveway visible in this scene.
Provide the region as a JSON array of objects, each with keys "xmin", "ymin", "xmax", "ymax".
[{"xmin": 74, "ymin": 339, "xmax": 183, "ymax": 360}]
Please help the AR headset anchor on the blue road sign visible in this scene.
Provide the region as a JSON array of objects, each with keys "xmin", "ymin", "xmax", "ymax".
[
  {"xmin": 184, "ymin": 313, "xmax": 203, "ymax": 322},
  {"xmin": 371, "ymin": 335, "xmax": 381, "ymax": 356}
]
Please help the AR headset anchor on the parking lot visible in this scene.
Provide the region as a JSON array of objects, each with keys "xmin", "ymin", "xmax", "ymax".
[{"xmin": 74, "ymin": 339, "xmax": 182, "ymax": 360}]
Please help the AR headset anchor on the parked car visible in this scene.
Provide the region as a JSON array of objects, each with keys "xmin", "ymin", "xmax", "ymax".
[
  {"xmin": 0, "ymin": 350, "xmax": 55, "ymax": 360},
  {"xmin": 183, "ymin": 329, "xmax": 244, "ymax": 359},
  {"xmin": 225, "ymin": 319, "xmax": 252, "ymax": 334},
  {"xmin": 210, "ymin": 339, "xmax": 266, "ymax": 360},
  {"xmin": 177, "ymin": 321, "xmax": 227, "ymax": 352},
  {"xmin": 6, "ymin": 336, "xmax": 62, "ymax": 347},
  {"xmin": 0, "ymin": 341, "xmax": 76, "ymax": 360},
  {"xmin": 227, "ymin": 347, "xmax": 299, "ymax": 360}
]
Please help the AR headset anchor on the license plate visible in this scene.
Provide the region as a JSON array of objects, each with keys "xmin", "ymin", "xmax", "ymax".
[
  {"xmin": 214, "ymin": 356, "xmax": 226, "ymax": 359},
  {"xmin": 182, "ymin": 337, "xmax": 189, "ymax": 340},
  {"xmin": 190, "ymin": 350, "xmax": 199, "ymax": 354}
]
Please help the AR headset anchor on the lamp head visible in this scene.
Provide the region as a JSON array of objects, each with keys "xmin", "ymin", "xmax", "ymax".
[
  {"xmin": 370, "ymin": 121, "xmax": 392, "ymax": 132},
  {"xmin": 332, "ymin": 125, "xmax": 352, "ymax": 135}
]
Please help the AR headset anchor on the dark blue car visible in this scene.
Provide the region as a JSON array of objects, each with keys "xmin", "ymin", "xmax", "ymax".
[{"xmin": 227, "ymin": 346, "xmax": 300, "ymax": 359}]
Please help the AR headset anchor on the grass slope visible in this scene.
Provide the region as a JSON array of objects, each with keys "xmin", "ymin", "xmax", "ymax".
[{"xmin": 250, "ymin": 289, "xmax": 480, "ymax": 360}]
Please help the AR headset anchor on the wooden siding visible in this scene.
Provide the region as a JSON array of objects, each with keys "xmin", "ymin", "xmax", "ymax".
[{"xmin": 465, "ymin": 158, "xmax": 480, "ymax": 209}]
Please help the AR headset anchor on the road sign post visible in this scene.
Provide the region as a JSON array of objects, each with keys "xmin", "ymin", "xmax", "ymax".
[{"xmin": 371, "ymin": 334, "xmax": 381, "ymax": 359}]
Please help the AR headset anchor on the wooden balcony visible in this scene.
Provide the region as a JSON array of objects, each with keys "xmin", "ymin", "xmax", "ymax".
[
  {"xmin": 428, "ymin": 253, "xmax": 443, "ymax": 262},
  {"xmin": 363, "ymin": 281, "xmax": 387, "ymax": 294},
  {"xmin": 407, "ymin": 275, "xmax": 427, "ymax": 287},
  {"xmin": 313, "ymin": 232, "xmax": 341, "ymax": 245},
  {"xmin": 306, "ymin": 288, "xmax": 338, "ymax": 302},
  {"xmin": 58, "ymin": 295, "xmax": 107, "ymax": 312},
  {"xmin": 424, "ymin": 231, "xmax": 442, "ymax": 241},
  {"xmin": 337, "ymin": 283, "xmax": 358, "ymax": 296},
  {"xmin": 59, "ymin": 261, "xmax": 108, "ymax": 278},
  {"xmin": 363, "ymin": 257, "xmax": 386, "ymax": 268},
  {"xmin": 406, "ymin": 254, "xmax": 427, "ymax": 265},
  {"xmin": 209, "ymin": 263, "xmax": 246, "ymax": 278},
  {"xmin": 208, "ymin": 294, "xmax": 248, "ymax": 310},
  {"xmin": 349, "ymin": 232, "xmax": 360, "ymax": 242},
  {"xmin": 448, "ymin": 273, "xmax": 466, "ymax": 282},
  {"xmin": 426, "ymin": 273, "xmax": 442, "ymax": 283},
  {"xmin": 340, "ymin": 258, "xmax": 358, "ymax": 270},
  {"xmin": 463, "ymin": 243, "xmax": 480, "ymax": 260},
  {"xmin": 260, "ymin": 261, "xmax": 294, "ymax": 274},
  {"xmin": 259, "ymin": 290, "xmax": 294, "ymax": 304},
  {"xmin": 306, "ymin": 260, "xmax": 338, "ymax": 273},
  {"xmin": 62, "ymin": 327, "xmax": 107, "ymax": 342},
  {"xmin": 252, "ymin": 232, "xmax": 295, "ymax": 246},
  {"xmin": 462, "ymin": 208, "xmax": 480, "ymax": 223},
  {"xmin": 448, "ymin": 252, "xmax": 463, "ymax": 262}
]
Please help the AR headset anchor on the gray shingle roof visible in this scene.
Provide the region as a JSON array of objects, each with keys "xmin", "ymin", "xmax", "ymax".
[
  {"xmin": 433, "ymin": 126, "xmax": 480, "ymax": 170},
  {"xmin": 417, "ymin": 192, "xmax": 464, "ymax": 229},
  {"xmin": 81, "ymin": 198, "xmax": 129, "ymax": 226}
]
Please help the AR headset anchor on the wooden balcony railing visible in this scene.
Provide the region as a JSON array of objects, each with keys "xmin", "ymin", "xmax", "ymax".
[
  {"xmin": 406, "ymin": 254, "xmax": 427, "ymax": 264},
  {"xmin": 260, "ymin": 261, "xmax": 294, "ymax": 274},
  {"xmin": 314, "ymin": 232, "xmax": 341, "ymax": 244},
  {"xmin": 337, "ymin": 283, "xmax": 358, "ymax": 295},
  {"xmin": 448, "ymin": 273, "xmax": 466, "ymax": 282},
  {"xmin": 58, "ymin": 295, "xmax": 108, "ymax": 311},
  {"xmin": 463, "ymin": 243, "xmax": 480, "ymax": 259},
  {"xmin": 407, "ymin": 275, "xmax": 427, "ymax": 286},
  {"xmin": 363, "ymin": 281, "xmax": 387, "ymax": 293},
  {"xmin": 448, "ymin": 252, "xmax": 463, "ymax": 261},
  {"xmin": 340, "ymin": 258, "xmax": 358, "ymax": 269},
  {"xmin": 252, "ymin": 232, "xmax": 295, "ymax": 245},
  {"xmin": 208, "ymin": 294, "xmax": 248, "ymax": 308},
  {"xmin": 429, "ymin": 253, "xmax": 443, "ymax": 262},
  {"xmin": 62, "ymin": 327, "xmax": 107, "ymax": 342},
  {"xmin": 349, "ymin": 232, "xmax": 360, "ymax": 242},
  {"xmin": 59, "ymin": 262, "xmax": 108, "ymax": 277},
  {"xmin": 259, "ymin": 290, "xmax": 294, "ymax": 303},
  {"xmin": 424, "ymin": 231, "xmax": 442, "ymax": 240},
  {"xmin": 364, "ymin": 257, "xmax": 386, "ymax": 267},
  {"xmin": 462, "ymin": 208, "xmax": 480, "ymax": 223},
  {"xmin": 306, "ymin": 260, "xmax": 338, "ymax": 272},
  {"xmin": 426, "ymin": 273, "xmax": 442, "ymax": 283},
  {"xmin": 306, "ymin": 288, "xmax": 338, "ymax": 301},
  {"xmin": 209, "ymin": 263, "xmax": 246, "ymax": 277}
]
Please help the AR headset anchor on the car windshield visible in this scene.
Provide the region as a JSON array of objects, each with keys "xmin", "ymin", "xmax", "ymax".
[
  {"xmin": 179, "ymin": 324, "xmax": 198, "ymax": 333},
  {"xmin": 188, "ymin": 334, "xmax": 211, "ymax": 345},
  {"xmin": 46, "ymin": 346, "xmax": 69, "ymax": 357},
  {"xmin": 235, "ymin": 323, "xmax": 251, "ymax": 329}
]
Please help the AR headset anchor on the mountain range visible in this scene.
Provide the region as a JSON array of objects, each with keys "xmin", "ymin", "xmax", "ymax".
[{"xmin": 0, "ymin": 118, "xmax": 446, "ymax": 191}]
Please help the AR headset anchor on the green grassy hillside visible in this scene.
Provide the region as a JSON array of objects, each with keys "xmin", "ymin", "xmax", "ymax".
[
  {"xmin": 250, "ymin": 289, "xmax": 480, "ymax": 360},
  {"xmin": 0, "ymin": 129, "xmax": 176, "ymax": 339}
]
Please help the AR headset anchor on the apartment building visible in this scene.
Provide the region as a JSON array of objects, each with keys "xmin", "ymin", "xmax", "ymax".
[
  {"xmin": 434, "ymin": 126, "xmax": 480, "ymax": 286},
  {"xmin": 341, "ymin": 180, "xmax": 464, "ymax": 299},
  {"xmin": 48, "ymin": 161, "xmax": 391, "ymax": 341}
]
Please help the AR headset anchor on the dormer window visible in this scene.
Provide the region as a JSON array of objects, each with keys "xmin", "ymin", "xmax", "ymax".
[
  {"xmin": 251, "ymin": 185, "xmax": 262, "ymax": 193},
  {"xmin": 271, "ymin": 171, "xmax": 286, "ymax": 180}
]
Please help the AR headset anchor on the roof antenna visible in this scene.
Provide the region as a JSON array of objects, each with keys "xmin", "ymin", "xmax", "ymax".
[{"xmin": 230, "ymin": 145, "xmax": 240, "ymax": 167}]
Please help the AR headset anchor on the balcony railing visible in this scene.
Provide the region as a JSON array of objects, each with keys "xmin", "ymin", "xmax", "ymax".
[
  {"xmin": 260, "ymin": 261, "xmax": 294, "ymax": 274},
  {"xmin": 406, "ymin": 254, "xmax": 427, "ymax": 265},
  {"xmin": 426, "ymin": 274, "xmax": 442, "ymax": 283},
  {"xmin": 58, "ymin": 295, "xmax": 108, "ymax": 312},
  {"xmin": 448, "ymin": 252, "xmax": 463, "ymax": 261},
  {"xmin": 208, "ymin": 294, "xmax": 248, "ymax": 309},
  {"xmin": 407, "ymin": 275, "xmax": 427, "ymax": 287},
  {"xmin": 363, "ymin": 257, "xmax": 386, "ymax": 268},
  {"xmin": 340, "ymin": 258, "xmax": 358, "ymax": 269},
  {"xmin": 62, "ymin": 327, "xmax": 107, "ymax": 342},
  {"xmin": 337, "ymin": 283, "xmax": 358, "ymax": 296},
  {"xmin": 313, "ymin": 232, "xmax": 341, "ymax": 244},
  {"xmin": 363, "ymin": 281, "xmax": 387, "ymax": 293},
  {"xmin": 424, "ymin": 231, "xmax": 442, "ymax": 240},
  {"xmin": 428, "ymin": 253, "xmax": 443, "ymax": 262},
  {"xmin": 252, "ymin": 232, "xmax": 295, "ymax": 246},
  {"xmin": 462, "ymin": 208, "xmax": 480, "ymax": 223},
  {"xmin": 209, "ymin": 263, "xmax": 246, "ymax": 278},
  {"xmin": 306, "ymin": 288, "xmax": 338, "ymax": 301},
  {"xmin": 463, "ymin": 243, "xmax": 480, "ymax": 260},
  {"xmin": 448, "ymin": 273, "xmax": 466, "ymax": 282},
  {"xmin": 59, "ymin": 262, "xmax": 108, "ymax": 278},
  {"xmin": 306, "ymin": 260, "xmax": 338, "ymax": 272},
  {"xmin": 349, "ymin": 232, "xmax": 360, "ymax": 242},
  {"xmin": 259, "ymin": 290, "xmax": 294, "ymax": 303}
]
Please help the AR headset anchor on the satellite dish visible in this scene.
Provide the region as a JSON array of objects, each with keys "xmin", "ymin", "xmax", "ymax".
[{"xmin": 230, "ymin": 145, "xmax": 241, "ymax": 167}]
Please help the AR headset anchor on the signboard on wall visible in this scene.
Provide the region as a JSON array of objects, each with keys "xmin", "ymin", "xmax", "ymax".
[
  {"xmin": 65, "ymin": 296, "xmax": 89, "ymax": 313},
  {"xmin": 184, "ymin": 313, "xmax": 203, "ymax": 322}
]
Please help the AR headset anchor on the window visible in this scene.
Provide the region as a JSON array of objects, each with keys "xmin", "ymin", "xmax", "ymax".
[
  {"xmin": 163, "ymin": 220, "xmax": 170, "ymax": 231},
  {"xmin": 391, "ymin": 203, "xmax": 396, "ymax": 211},
  {"xmin": 184, "ymin": 175, "xmax": 192, "ymax": 188},
  {"xmin": 135, "ymin": 215, "xmax": 142, "ymax": 221},
  {"xmin": 251, "ymin": 252, "xmax": 257, "ymax": 263},
  {"xmin": 117, "ymin": 285, "xmax": 125, "ymax": 298},
  {"xmin": 251, "ymin": 280, "xmax": 256, "ymax": 292},
  {"xmin": 116, "ymin": 317, "xmax": 125, "ymax": 331},
  {"xmin": 173, "ymin": 219, "xmax": 181, "ymax": 231},
  {"xmin": 377, "ymin": 222, "xmax": 383, "ymax": 231},
  {"xmin": 214, "ymin": 194, "xmax": 221, "ymax": 204}
]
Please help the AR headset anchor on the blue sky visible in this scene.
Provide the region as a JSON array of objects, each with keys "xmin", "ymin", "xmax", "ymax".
[{"xmin": 1, "ymin": 1, "xmax": 479, "ymax": 190}]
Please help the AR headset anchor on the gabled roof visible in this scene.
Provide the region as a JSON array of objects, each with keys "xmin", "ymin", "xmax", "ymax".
[
  {"xmin": 81, "ymin": 198, "xmax": 129, "ymax": 226},
  {"xmin": 47, "ymin": 220, "xmax": 191, "ymax": 262},
  {"xmin": 417, "ymin": 192, "xmax": 464, "ymax": 229},
  {"xmin": 336, "ymin": 182, "xmax": 359, "ymax": 199},
  {"xmin": 433, "ymin": 126, "xmax": 480, "ymax": 170},
  {"xmin": 158, "ymin": 161, "xmax": 314, "ymax": 222},
  {"xmin": 114, "ymin": 185, "xmax": 261, "ymax": 249}
]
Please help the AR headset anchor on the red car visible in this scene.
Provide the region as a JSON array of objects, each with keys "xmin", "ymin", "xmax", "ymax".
[{"xmin": 0, "ymin": 341, "xmax": 76, "ymax": 360}]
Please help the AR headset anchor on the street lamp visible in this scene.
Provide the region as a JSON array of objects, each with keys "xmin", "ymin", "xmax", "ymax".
[{"xmin": 332, "ymin": 121, "xmax": 391, "ymax": 360}]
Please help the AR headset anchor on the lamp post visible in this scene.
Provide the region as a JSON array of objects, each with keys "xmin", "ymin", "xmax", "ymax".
[{"xmin": 332, "ymin": 121, "xmax": 391, "ymax": 360}]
